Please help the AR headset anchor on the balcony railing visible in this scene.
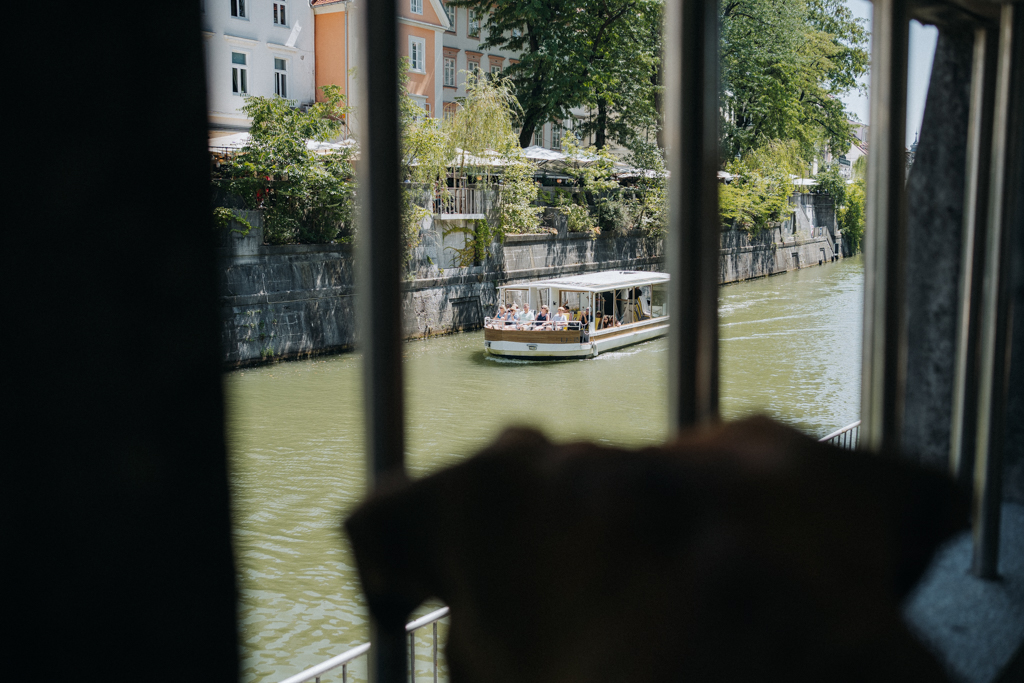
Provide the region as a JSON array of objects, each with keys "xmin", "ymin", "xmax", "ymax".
[
  {"xmin": 819, "ymin": 420, "xmax": 861, "ymax": 449},
  {"xmin": 278, "ymin": 607, "xmax": 450, "ymax": 683}
]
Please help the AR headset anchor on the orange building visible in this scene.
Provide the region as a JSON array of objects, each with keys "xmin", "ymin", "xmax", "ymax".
[{"xmin": 312, "ymin": 0, "xmax": 449, "ymax": 121}]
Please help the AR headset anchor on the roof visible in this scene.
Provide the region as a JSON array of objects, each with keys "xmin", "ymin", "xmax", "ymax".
[{"xmin": 501, "ymin": 270, "xmax": 670, "ymax": 292}]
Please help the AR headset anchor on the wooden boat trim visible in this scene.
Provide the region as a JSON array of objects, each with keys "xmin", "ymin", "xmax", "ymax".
[{"xmin": 484, "ymin": 328, "xmax": 582, "ymax": 344}]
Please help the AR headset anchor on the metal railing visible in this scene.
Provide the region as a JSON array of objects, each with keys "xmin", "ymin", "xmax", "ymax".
[
  {"xmin": 433, "ymin": 186, "xmax": 492, "ymax": 216},
  {"xmin": 819, "ymin": 420, "xmax": 861, "ymax": 449},
  {"xmin": 484, "ymin": 317, "xmax": 584, "ymax": 331},
  {"xmin": 278, "ymin": 607, "xmax": 450, "ymax": 683}
]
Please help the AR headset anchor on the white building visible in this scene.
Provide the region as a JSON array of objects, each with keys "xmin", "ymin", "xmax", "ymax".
[
  {"xmin": 440, "ymin": 4, "xmax": 568, "ymax": 150},
  {"xmin": 201, "ymin": 0, "xmax": 317, "ymax": 133}
]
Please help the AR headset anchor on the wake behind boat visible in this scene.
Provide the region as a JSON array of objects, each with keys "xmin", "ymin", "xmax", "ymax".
[{"xmin": 484, "ymin": 270, "xmax": 670, "ymax": 359}]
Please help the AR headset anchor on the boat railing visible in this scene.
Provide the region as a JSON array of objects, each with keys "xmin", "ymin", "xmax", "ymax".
[
  {"xmin": 277, "ymin": 606, "xmax": 450, "ymax": 683},
  {"xmin": 484, "ymin": 317, "xmax": 584, "ymax": 331},
  {"xmin": 818, "ymin": 420, "xmax": 861, "ymax": 449}
]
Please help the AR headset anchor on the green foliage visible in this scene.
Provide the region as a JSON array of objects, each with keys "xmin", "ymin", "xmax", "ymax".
[
  {"xmin": 442, "ymin": 218, "xmax": 492, "ymax": 267},
  {"xmin": 215, "ymin": 86, "xmax": 355, "ymax": 245},
  {"xmin": 839, "ymin": 175, "xmax": 865, "ymax": 253},
  {"xmin": 212, "ymin": 206, "xmax": 256, "ymax": 235},
  {"xmin": 813, "ymin": 162, "xmax": 847, "ymax": 207},
  {"xmin": 622, "ymin": 139, "xmax": 668, "ymax": 238},
  {"xmin": 449, "ymin": 0, "xmax": 663, "ymax": 152},
  {"xmin": 720, "ymin": 140, "xmax": 805, "ymax": 232},
  {"xmin": 498, "ymin": 157, "xmax": 543, "ymax": 235},
  {"xmin": 720, "ymin": 0, "xmax": 869, "ymax": 160}
]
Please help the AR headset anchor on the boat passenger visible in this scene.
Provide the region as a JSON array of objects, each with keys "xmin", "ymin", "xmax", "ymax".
[
  {"xmin": 535, "ymin": 306, "xmax": 550, "ymax": 330},
  {"xmin": 553, "ymin": 307, "xmax": 568, "ymax": 331},
  {"xmin": 507, "ymin": 304, "xmax": 520, "ymax": 326},
  {"xmin": 519, "ymin": 304, "xmax": 536, "ymax": 329},
  {"xmin": 491, "ymin": 305, "xmax": 507, "ymax": 328}
]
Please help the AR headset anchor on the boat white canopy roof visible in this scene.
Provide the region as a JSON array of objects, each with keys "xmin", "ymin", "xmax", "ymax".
[{"xmin": 501, "ymin": 270, "xmax": 670, "ymax": 293}]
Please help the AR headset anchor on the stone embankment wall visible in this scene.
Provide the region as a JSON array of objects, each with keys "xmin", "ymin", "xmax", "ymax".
[{"xmin": 220, "ymin": 193, "xmax": 839, "ymax": 366}]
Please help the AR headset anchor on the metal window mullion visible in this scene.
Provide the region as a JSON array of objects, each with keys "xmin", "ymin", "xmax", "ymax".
[
  {"xmin": 971, "ymin": 3, "xmax": 1017, "ymax": 580},
  {"xmin": 860, "ymin": 0, "xmax": 909, "ymax": 452},
  {"xmin": 950, "ymin": 25, "xmax": 999, "ymax": 487},
  {"xmin": 664, "ymin": 0, "xmax": 720, "ymax": 432},
  {"xmin": 356, "ymin": 0, "xmax": 408, "ymax": 681}
]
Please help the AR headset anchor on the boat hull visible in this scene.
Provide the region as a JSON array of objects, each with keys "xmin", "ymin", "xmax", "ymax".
[{"xmin": 484, "ymin": 320, "xmax": 669, "ymax": 360}]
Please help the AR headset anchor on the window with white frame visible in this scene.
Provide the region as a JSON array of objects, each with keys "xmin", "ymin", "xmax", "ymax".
[
  {"xmin": 533, "ymin": 126, "xmax": 545, "ymax": 148},
  {"xmin": 273, "ymin": 1, "xmax": 287, "ymax": 26},
  {"xmin": 410, "ymin": 0, "xmax": 422, "ymax": 15},
  {"xmin": 231, "ymin": 52, "xmax": 248, "ymax": 95},
  {"xmin": 409, "ymin": 36, "xmax": 426, "ymax": 72},
  {"xmin": 444, "ymin": 4, "xmax": 456, "ymax": 30},
  {"xmin": 468, "ymin": 10, "xmax": 479, "ymax": 36},
  {"xmin": 444, "ymin": 57, "xmax": 456, "ymax": 87},
  {"xmin": 551, "ymin": 122, "xmax": 563, "ymax": 150},
  {"xmin": 467, "ymin": 60, "xmax": 479, "ymax": 78},
  {"xmin": 274, "ymin": 58, "xmax": 287, "ymax": 97},
  {"xmin": 230, "ymin": 0, "xmax": 246, "ymax": 18}
]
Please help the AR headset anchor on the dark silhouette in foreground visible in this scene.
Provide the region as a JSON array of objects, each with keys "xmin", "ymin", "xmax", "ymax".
[{"xmin": 347, "ymin": 417, "xmax": 967, "ymax": 683}]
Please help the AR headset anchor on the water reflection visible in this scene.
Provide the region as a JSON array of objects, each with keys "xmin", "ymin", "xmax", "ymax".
[{"xmin": 225, "ymin": 255, "xmax": 862, "ymax": 682}]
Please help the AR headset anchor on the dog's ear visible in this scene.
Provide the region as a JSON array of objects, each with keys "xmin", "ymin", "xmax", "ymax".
[
  {"xmin": 345, "ymin": 427, "xmax": 553, "ymax": 630},
  {"xmin": 345, "ymin": 470, "xmax": 432, "ymax": 631}
]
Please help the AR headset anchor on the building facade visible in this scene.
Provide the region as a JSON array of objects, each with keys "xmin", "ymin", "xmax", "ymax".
[{"xmin": 202, "ymin": 0, "xmax": 317, "ymax": 133}]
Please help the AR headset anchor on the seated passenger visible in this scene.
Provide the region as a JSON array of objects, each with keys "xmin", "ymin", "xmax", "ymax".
[
  {"xmin": 535, "ymin": 306, "xmax": 551, "ymax": 329},
  {"xmin": 553, "ymin": 307, "xmax": 568, "ymax": 331},
  {"xmin": 519, "ymin": 304, "xmax": 536, "ymax": 328}
]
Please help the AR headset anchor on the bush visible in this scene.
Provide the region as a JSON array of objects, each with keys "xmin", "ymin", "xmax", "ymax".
[{"xmin": 214, "ymin": 86, "xmax": 355, "ymax": 245}]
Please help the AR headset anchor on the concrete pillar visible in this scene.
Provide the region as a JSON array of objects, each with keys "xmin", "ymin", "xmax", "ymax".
[{"xmin": 902, "ymin": 28, "xmax": 975, "ymax": 469}]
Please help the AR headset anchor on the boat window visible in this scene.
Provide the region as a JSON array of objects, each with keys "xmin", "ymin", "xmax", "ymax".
[
  {"xmin": 537, "ymin": 288, "xmax": 551, "ymax": 311},
  {"xmin": 559, "ymin": 291, "xmax": 588, "ymax": 319},
  {"xmin": 616, "ymin": 289, "xmax": 636, "ymax": 323},
  {"xmin": 503, "ymin": 289, "xmax": 528, "ymax": 309},
  {"xmin": 651, "ymin": 282, "xmax": 669, "ymax": 317}
]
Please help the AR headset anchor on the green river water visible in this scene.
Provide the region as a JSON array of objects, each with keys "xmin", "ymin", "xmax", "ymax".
[{"xmin": 225, "ymin": 255, "xmax": 864, "ymax": 683}]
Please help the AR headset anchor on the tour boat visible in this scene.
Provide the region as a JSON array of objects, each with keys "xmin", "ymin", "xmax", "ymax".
[{"xmin": 483, "ymin": 270, "xmax": 670, "ymax": 359}]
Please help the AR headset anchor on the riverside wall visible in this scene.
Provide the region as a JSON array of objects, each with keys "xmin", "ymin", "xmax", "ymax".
[{"xmin": 219, "ymin": 194, "xmax": 839, "ymax": 366}]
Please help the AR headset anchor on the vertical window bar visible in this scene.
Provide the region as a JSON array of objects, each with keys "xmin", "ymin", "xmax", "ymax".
[
  {"xmin": 356, "ymin": 0, "xmax": 407, "ymax": 680},
  {"xmin": 951, "ymin": 25, "xmax": 999, "ymax": 487},
  {"xmin": 664, "ymin": 0, "xmax": 720, "ymax": 431},
  {"xmin": 860, "ymin": 0, "xmax": 909, "ymax": 452},
  {"xmin": 971, "ymin": 3, "xmax": 1018, "ymax": 580}
]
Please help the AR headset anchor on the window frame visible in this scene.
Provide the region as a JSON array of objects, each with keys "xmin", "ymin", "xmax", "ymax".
[
  {"xmin": 230, "ymin": 0, "xmax": 247, "ymax": 19},
  {"xmin": 410, "ymin": 0, "xmax": 423, "ymax": 15},
  {"xmin": 444, "ymin": 4, "xmax": 456, "ymax": 30},
  {"xmin": 468, "ymin": 10, "xmax": 479, "ymax": 37},
  {"xmin": 273, "ymin": 57, "xmax": 288, "ymax": 98},
  {"xmin": 409, "ymin": 36, "xmax": 427, "ymax": 73},
  {"xmin": 443, "ymin": 57, "xmax": 456, "ymax": 87},
  {"xmin": 231, "ymin": 50, "xmax": 249, "ymax": 96},
  {"xmin": 273, "ymin": 1, "xmax": 287, "ymax": 27}
]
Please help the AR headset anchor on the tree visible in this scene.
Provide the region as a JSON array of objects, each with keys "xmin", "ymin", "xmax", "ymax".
[
  {"xmin": 813, "ymin": 161, "xmax": 847, "ymax": 208},
  {"xmin": 719, "ymin": 139, "xmax": 805, "ymax": 232},
  {"xmin": 571, "ymin": 0, "xmax": 664, "ymax": 151},
  {"xmin": 449, "ymin": 0, "xmax": 662, "ymax": 151},
  {"xmin": 399, "ymin": 69, "xmax": 542, "ymax": 260},
  {"xmin": 216, "ymin": 86, "xmax": 355, "ymax": 244},
  {"xmin": 720, "ymin": 0, "xmax": 868, "ymax": 161}
]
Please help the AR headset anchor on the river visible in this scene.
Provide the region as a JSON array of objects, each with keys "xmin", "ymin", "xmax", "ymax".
[{"xmin": 225, "ymin": 255, "xmax": 864, "ymax": 683}]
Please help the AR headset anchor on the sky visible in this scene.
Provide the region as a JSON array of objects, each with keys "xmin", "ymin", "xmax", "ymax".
[{"xmin": 841, "ymin": 0, "xmax": 938, "ymax": 147}]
